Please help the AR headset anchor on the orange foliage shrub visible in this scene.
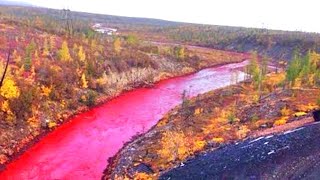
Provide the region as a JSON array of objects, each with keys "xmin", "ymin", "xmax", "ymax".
[
  {"xmin": 194, "ymin": 108, "xmax": 203, "ymax": 115},
  {"xmin": 212, "ymin": 137, "xmax": 224, "ymax": 143},
  {"xmin": 133, "ymin": 173, "xmax": 153, "ymax": 180},
  {"xmin": 280, "ymin": 106, "xmax": 290, "ymax": 116},
  {"xmin": 157, "ymin": 131, "xmax": 191, "ymax": 162},
  {"xmin": 236, "ymin": 125, "xmax": 250, "ymax": 139},
  {"xmin": 273, "ymin": 117, "xmax": 288, "ymax": 126}
]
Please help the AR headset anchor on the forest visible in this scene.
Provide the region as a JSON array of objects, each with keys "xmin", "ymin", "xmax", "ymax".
[{"xmin": 147, "ymin": 25, "xmax": 320, "ymax": 60}]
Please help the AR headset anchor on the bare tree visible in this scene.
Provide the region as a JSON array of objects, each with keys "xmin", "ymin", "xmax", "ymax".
[
  {"xmin": 62, "ymin": 9, "xmax": 73, "ymax": 36},
  {"xmin": 0, "ymin": 50, "xmax": 11, "ymax": 88}
]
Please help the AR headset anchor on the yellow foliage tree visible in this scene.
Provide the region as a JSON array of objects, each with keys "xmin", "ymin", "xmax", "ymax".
[
  {"xmin": 0, "ymin": 78, "xmax": 20, "ymax": 99},
  {"xmin": 81, "ymin": 73, "xmax": 88, "ymax": 88},
  {"xmin": 310, "ymin": 51, "xmax": 320, "ymax": 66},
  {"xmin": 113, "ymin": 37, "xmax": 121, "ymax": 54},
  {"xmin": 49, "ymin": 36, "xmax": 56, "ymax": 51},
  {"xmin": 59, "ymin": 41, "xmax": 71, "ymax": 61},
  {"xmin": 78, "ymin": 46, "xmax": 86, "ymax": 62},
  {"xmin": 42, "ymin": 38, "xmax": 50, "ymax": 56},
  {"xmin": 1, "ymin": 100, "xmax": 15, "ymax": 123},
  {"xmin": 177, "ymin": 46, "xmax": 185, "ymax": 59},
  {"xmin": 91, "ymin": 39, "xmax": 97, "ymax": 50},
  {"xmin": 96, "ymin": 72, "xmax": 108, "ymax": 86},
  {"xmin": 41, "ymin": 85, "xmax": 52, "ymax": 97},
  {"xmin": 157, "ymin": 131, "xmax": 190, "ymax": 162}
]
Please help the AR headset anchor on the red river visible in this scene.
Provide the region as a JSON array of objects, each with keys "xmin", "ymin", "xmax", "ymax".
[{"xmin": 0, "ymin": 61, "xmax": 248, "ymax": 180}]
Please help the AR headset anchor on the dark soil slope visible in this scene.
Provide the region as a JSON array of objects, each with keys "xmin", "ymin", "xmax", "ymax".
[{"xmin": 161, "ymin": 121, "xmax": 320, "ymax": 180}]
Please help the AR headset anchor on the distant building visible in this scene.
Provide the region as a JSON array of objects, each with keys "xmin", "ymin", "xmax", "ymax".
[{"xmin": 92, "ymin": 23, "xmax": 118, "ymax": 35}]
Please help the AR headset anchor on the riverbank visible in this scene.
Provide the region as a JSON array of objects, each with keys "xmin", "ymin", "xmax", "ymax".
[
  {"xmin": 103, "ymin": 72, "xmax": 320, "ymax": 179},
  {"xmin": 160, "ymin": 118, "xmax": 320, "ymax": 179},
  {"xmin": 0, "ymin": 49, "xmax": 248, "ymax": 177},
  {"xmin": 0, "ymin": 17, "xmax": 254, "ymax": 170}
]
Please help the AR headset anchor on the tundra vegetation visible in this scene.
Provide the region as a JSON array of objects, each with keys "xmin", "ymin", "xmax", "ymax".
[
  {"xmin": 0, "ymin": 5, "xmax": 320, "ymax": 178},
  {"xmin": 105, "ymin": 51, "xmax": 320, "ymax": 179},
  {"xmin": 0, "ymin": 6, "xmax": 247, "ymax": 165}
]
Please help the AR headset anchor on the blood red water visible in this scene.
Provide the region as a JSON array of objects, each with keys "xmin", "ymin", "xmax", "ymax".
[{"xmin": 0, "ymin": 61, "xmax": 248, "ymax": 180}]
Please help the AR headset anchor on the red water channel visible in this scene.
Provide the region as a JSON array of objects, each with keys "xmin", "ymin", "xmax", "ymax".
[{"xmin": 0, "ymin": 61, "xmax": 248, "ymax": 180}]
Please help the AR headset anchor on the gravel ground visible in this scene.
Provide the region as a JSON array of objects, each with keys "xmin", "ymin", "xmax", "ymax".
[{"xmin": 160, "ymin": 121, "xmax": 320, "ymax": 180}]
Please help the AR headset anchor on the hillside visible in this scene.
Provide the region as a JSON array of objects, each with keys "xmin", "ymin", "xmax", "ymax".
[
  {"xmin": 0, "ymin": 7, "xmax": 249, "ymax": 168},
  {"xmin": 1, "ymin": 5, "xmax": 320, "ymax": 62},
  {"xmin": 144, "ymin": 25, "xmax": 320, "ymax": 61},
  {"xmin": 0, "ymin": 5, "xmax": 181, "ymax": 31},
  {"xmin": 0, "ymin": 4, "xmax": 320, "ymax": 179},
  {"xmin": 160, "ymin": 120, "xmax": 320, "ymax": 179},
  {"xmin": 103, "ymin": 52, "xmax": 320, "ymax": 179}
]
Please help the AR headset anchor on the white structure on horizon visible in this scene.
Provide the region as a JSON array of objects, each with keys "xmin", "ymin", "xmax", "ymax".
[{"xmin": 92, "ymin": 23, "xmax": 118, "ymax": 35}]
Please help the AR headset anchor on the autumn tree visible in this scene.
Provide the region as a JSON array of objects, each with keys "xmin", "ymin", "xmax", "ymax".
[
  {"xmin": 310, "ymin": 51, "xmax": 320, "ymax": 69},
  {"xmin": 126, "ymin": 34, "xmax": 139, "ymax": 46},
  {"xmin": 81, "ymin": 73, "xmax": 88, "ymax": 88},
  {"xmin": 284, "ymin": 50, "xmax": 320, "ymax": 88},
  {"xmin": 286, "ymin": 55, "xmax": 301, "ymax": 88},
  {"xmin": 49, "ymin": 36, "xmax": 56, "ymax": 51},
  {"xmin": 299, "ymin": 53, "xmax": 312, "ymax": 85},
  {"xmin": 174, "ymin": 46, "xmax": 185, "ymax": 60},
  {"xmin": 78, "ymin": 45, "xmax": 86, "ymax": 62},
  {"xmin": 24, "ymin": 42, "xmax": 35, "ymax": 71},
  {"xmin": 113, "ymin": 37, "xmax": 121, "ymax": 54},
  {"xmin": 0, "ymin": 54, "xmax": 20, "ymax": 100},
  {"xmin": 261, "ymin": 56, "xmax": 269, "ymax": 76},
  {"xmin": 42, "ymin": 38, "xmax": 50, "ymax": 56},
  {"xmin": 157, "ymin": 130, "xmax": 190, "ymax": 162},
  {"xmin": 247, "ymin": 52, "xmax": 259, "ymax": 76},
  {"xmin": 311, "ymin": 52, "xmax": 320, "ymax": 86},
  {"xmin": 0, "ymin": 53, "xmax": 18, "ymax": 123},
  {"xmin": 0, "ymin": 50, "xmax": 11, "ymax": 88},
  {"xmin": 247, "ymin": 52, "xmax": 264, "ymax": 96},
  {"xmin": 34, "ymin": 16, "xmax": 43, "ymax": 27},
  {"xmin": 58, "ymin": 41, "xmax": 71, "ymax": 61},
  {"xmin": 12, "ymin": 50, "xmax": 21, "ymax": 66},
  {"xmin": 0, "ymin": 78, "xmax": 20, "ymax": 99},
  {"xmin": 315, "ymin": 70, "xmax": 320, "ymax": 87},
  {"xmin": 1, "ymin": 100, "xmax": 16, "ymax": 123},
  {"xmin": 90, "ymin": 39, "xmax": 97, "ymax": 50}
]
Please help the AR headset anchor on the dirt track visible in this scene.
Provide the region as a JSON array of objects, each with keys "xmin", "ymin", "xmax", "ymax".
[{"xmin": 160, "ymin": 120, "xmax": 320, "ymax": 180}]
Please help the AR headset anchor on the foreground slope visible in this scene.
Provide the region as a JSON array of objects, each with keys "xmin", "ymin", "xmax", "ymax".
[{"xmin": 161, "ymin": 120, "xmax": 320, "ymax": 179}]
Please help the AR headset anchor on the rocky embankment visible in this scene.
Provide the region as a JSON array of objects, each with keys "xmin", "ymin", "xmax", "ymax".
[
  {"xmin": 160, "ymin": 117, "xmax": 320, "ymax": 180},
  {"xmin": 103, "ymin": 71, "xmax": 320, "ymax": 179}
]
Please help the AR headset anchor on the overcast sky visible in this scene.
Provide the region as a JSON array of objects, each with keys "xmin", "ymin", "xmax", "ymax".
[{"xmin": 14, "ymin": 0, "xmax": 320, "ymax": 33}]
